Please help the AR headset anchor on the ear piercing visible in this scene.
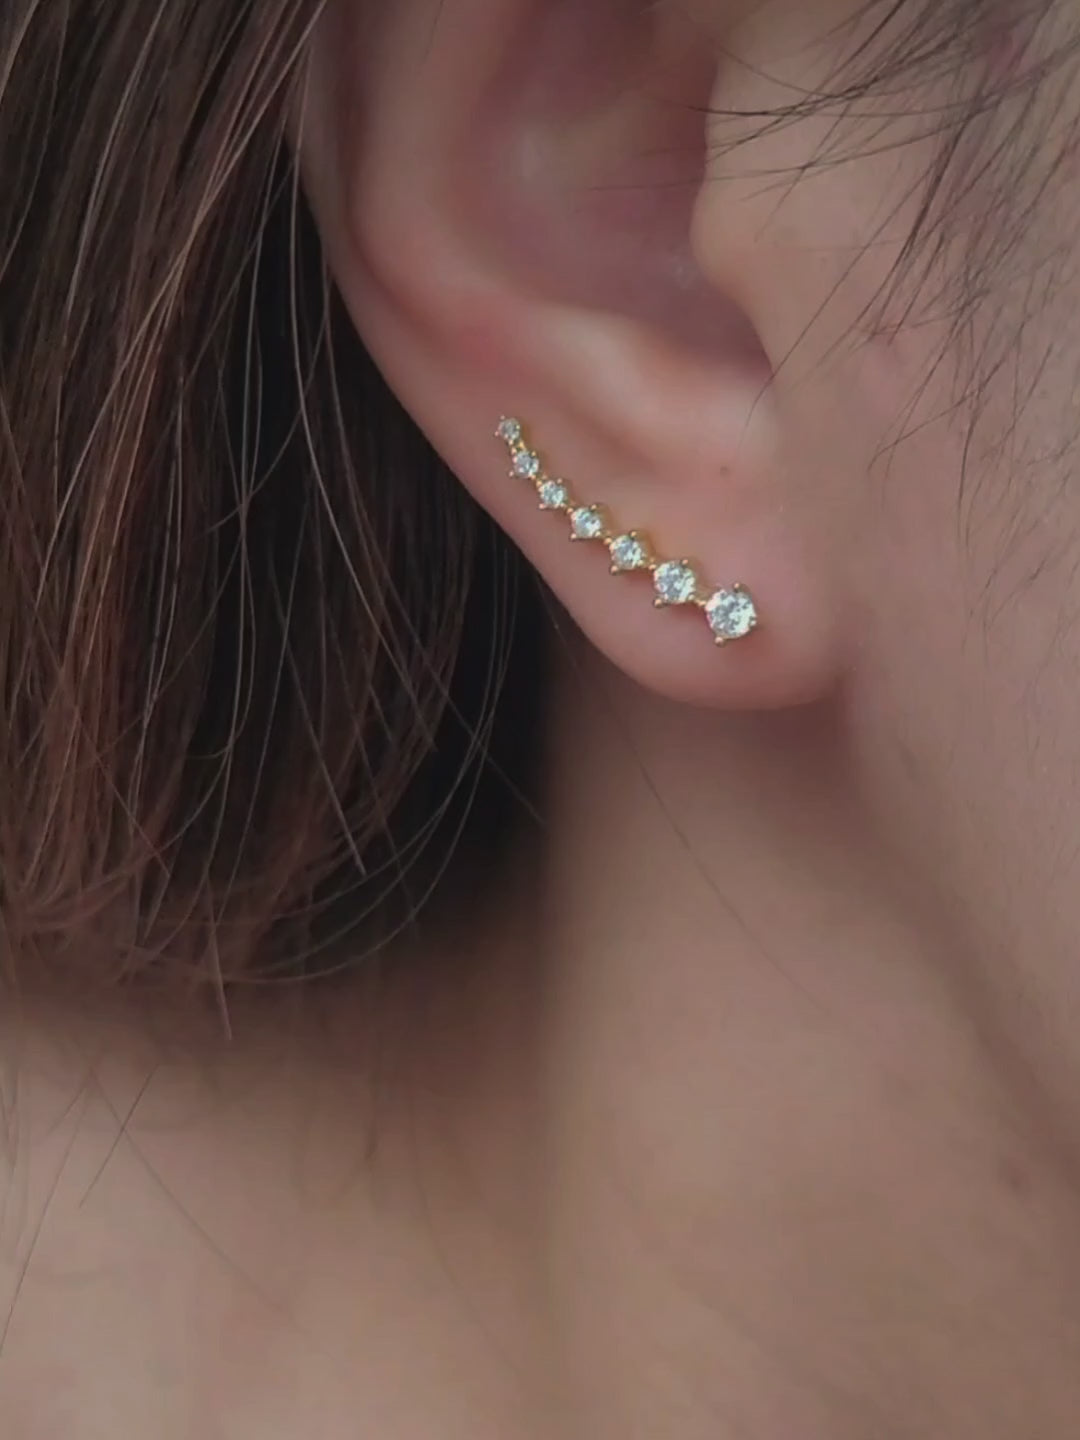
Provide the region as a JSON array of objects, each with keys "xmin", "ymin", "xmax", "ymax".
[{"xmin": 495, "ymin": 417, "xmax": 759, "ymax": 646}]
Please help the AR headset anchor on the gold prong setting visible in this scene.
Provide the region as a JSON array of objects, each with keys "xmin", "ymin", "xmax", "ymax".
[
  {"xmin": 705, "ymin": 583, "xmax": 758, "ymax": 646},
  {"xmin": 653, "ymin": 559, "xmax": 702, "ymax": 608},
  {"xmin": 538, "ymin": 478, "xmax": 571, "ymax": 511},
  {"xmin": 511, "ymin": 448, "xmax": 542, "ymax": 481},
  {"xmin": 495, "ymin": 417, "xmax": 759, "ymax": 649},
  {"xmin": 610, "ymin": 532, "xmax": 652, "ymax": 573},
  {"xmin": 569, "ymin": 504, "xmax": 610, "ymax": 542}
]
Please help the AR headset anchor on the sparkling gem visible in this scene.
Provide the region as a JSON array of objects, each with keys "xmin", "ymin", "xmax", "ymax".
[
  {"xmin": 538, "ymin": 479, "xmax": 570, "ymax": 511},
  {"xmin": 654, "ymin": 560, "xmax": 700, "ymax": 606},
  {"xmin": 706, "ymin": 587, "xmax": 758, "ymax": 642},
  {"xmin": 497, "ymin": 417, "xmax": 523, "ymax": 445},
  {"xmin": 610, "ymin": 533, "xmax": 650, "ymax": 572},
  {"xmin": 513, "ymin": 450, "xmax": 541, "ymax": 480},
  {"xmin": 570, "ymin": 506, "xmax": 606, "ymax": 541}
]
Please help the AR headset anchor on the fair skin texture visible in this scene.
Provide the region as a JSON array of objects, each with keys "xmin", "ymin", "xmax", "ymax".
[{"xmin": 6, "ymin": 0, "xmax": 1080, "ymax": 1434}]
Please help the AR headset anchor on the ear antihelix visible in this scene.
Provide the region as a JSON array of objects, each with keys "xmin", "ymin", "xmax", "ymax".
[{"xmin": 495, "ymin": 417, "xmax": 760, "ymax": 648}]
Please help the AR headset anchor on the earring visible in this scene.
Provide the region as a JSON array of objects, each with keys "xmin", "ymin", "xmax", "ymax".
[{"xmin": 495, "ymin": 418, "xmax": 759, "ymax": 647}]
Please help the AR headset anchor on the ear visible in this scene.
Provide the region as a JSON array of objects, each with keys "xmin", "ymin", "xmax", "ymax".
[{"xmin": 295, "ymin": 0, "xmax": 845, "ymax": 710}]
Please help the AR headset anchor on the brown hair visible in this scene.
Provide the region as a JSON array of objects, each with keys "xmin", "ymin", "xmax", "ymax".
[{"xmin": 0, "ymin": 0, "xmax": 541, "ymax": 988}]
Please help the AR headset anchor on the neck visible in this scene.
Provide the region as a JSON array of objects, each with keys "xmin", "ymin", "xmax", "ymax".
[
  {"xmin": 10, "ymin": 648, "xmax": 1080, "ymax": 1438},
  {"xmin": 511, "ymin": 643, "xmax": 1080, "ymax": 1435}
]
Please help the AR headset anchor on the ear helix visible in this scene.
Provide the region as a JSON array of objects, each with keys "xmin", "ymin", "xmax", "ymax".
[{"xmin": 495, "ymin": 417, "xmax": 759, "ymax": 647}]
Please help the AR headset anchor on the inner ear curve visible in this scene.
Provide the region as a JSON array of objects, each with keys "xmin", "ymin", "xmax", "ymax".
[{"xmin": 398, "ymin": 0, "xmax": 754, "ymax": 361}]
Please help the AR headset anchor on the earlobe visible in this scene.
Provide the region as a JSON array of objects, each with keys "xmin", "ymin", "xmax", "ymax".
[
  {"xmin": 495, "ymin": 417, "xmax": 761, "ymax": 648},
  {"xmin": 298, "ymin": 0, "xmax": 846, "ymax": 712},
  {"xmin": 485, "ymin": 406, "xmax": 835, "ymax": 711}
]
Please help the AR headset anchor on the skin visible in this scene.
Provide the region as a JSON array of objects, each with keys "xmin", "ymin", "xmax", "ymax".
[{"xmin": 6, "ymin": 0, "xmax": 1080, "ymax": 1434}]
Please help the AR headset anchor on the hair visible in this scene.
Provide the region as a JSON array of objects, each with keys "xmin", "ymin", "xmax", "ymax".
[
  {"xmin": 0, "ymin": 0, "xmax": 1072, "ymax": 992},
  {"xmin": 0, "ymin": 0, "xmax": 543, "ymax": 989}
]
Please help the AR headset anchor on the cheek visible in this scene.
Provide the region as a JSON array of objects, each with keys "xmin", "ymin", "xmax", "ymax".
[
  {"xmin": 692, "ymin": 0, "xmax": 1080, "ymax": 961},
  {"xmin": 693, "ymin": 107, "xmax": 970, "ymax": 617}
]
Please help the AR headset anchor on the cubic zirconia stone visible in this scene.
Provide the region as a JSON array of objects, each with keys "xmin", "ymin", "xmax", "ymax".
[
  {"xmin": 497, "ymin": 417, "xmax": 523, "ymax": 445},
  {"xmin": 610, "ymin": 534, "xmax": 649, "ymax": 572},
  {"xmin": 513, "ymin": 450, "xmax": 541, "ymax": 480},
  {"xmin": 538, "ymin": 479, "xmax": 570, "ymax": 511},
  {"xmin": 571, "ymin": 506, "xmax": 606, "ymax": 541},
  {"xmin": 706, "ymin": 587, "xmax": 758, "ymax": 642},
  {"xmin": 654, "ymin": 560, "xmax": 699, "ymax": 606}
]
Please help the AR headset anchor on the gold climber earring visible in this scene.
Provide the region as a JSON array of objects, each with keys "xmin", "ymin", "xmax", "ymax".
[{"xmin": 495, "ymin": 417, "xmax": 759, "ymax": 647}]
